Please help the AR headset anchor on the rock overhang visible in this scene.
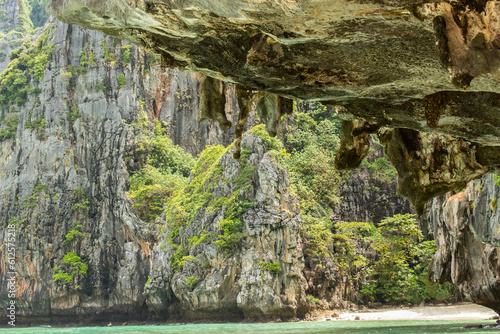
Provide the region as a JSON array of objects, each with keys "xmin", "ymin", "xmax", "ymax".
[{"xmin": 47, "ymin": 0, "xmax": 500, "ymax": 212}]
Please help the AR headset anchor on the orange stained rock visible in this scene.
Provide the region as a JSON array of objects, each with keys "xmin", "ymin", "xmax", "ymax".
[{"xmin": 446, "ymin": 191, "xmax": 467, "ymax": 204}]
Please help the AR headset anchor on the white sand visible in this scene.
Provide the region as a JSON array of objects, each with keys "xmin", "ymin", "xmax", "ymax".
[{"xmin": 332, "ymin": 303, "xmax": 497, "ymax": 321}]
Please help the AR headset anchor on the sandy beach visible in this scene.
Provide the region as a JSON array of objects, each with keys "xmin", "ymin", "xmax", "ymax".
[{"xmin": 320, "ymin": 303, "xmax": 498, "ymax": 321}]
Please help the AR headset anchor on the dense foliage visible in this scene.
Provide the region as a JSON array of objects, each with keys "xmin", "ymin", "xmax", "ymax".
[
  {"xmin": 0, "ymin": 0, "xmax": 50, "ymax": 55},
  {"xmin": 282, "ymin": 103, "xmax": 343, "ymax": 226},
  {"xmin": 321, "ymin": 214, "xmax": 460, "ymax": 305},
  {"xmin": 127, "ymin": 117, "xmax": 195, "ymax": 223},
  {"xmin": 281, "ymin": 103, "xmax": 347, "ymax": 268},
  {"xmin": 0, "ymin": 113, "xmax": 18, "ymax": 141},
  {"xmin": 0, "ymin": 24, "xmax": 53, "ymax": 108}
]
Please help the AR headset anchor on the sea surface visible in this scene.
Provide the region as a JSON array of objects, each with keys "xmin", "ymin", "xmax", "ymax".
[{"xmin": 2, "ymin": 320, "xmax": 499, "ymax": 334}]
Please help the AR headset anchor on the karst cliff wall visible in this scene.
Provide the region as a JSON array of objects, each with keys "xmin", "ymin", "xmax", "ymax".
[
  {"xmin": 4, "ymin": 0, "xmax": 500, "ymax": 322},
  {"xmin": 0, "ymin": 7, "xmax": 416, "ymax": 321},
  {"xmin": 46, "ymin": 0, "xmax": 500, "ymax": 212},
  {"xmin": 0, "ymin": 13, "xmax": 237, "ymax": 322},
  {"xmin": 426, "ymin": 174, "xmax": 500, "ymax": 314}
]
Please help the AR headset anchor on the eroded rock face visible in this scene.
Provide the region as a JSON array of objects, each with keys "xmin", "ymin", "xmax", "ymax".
[
  {"xmin": 0, "ymin": 0, "xmax": 19, "ymax": 73},
  {"xmin": 47, "ymin": 0, "xmax": 500, "ymax": 210},
  {"xmin": 426, "ymin": 174, "xmax": 500, "ymax": 313},
  {"xmin": 145, "ymin": 133, "xmax": 308, "ymax": 321},
  {"xmin": 0, "ymin": 18, "xmax": 236, "ymax": 323},
  {"xmin": 381, "ymin": 128, "xmax": 489, "ymax": 214},
  {"xmin": 331, "ymin": 143, "xmax": 414, "ymax": 224}
]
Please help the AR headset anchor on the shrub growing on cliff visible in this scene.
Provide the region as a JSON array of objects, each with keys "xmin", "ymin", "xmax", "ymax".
[
  {"xmin": 301, "ymin": 217, "xmax": 334, "ymax": 258},
  {"xmin": 0, "ymin": 113, "xmax": 19, "ymax": 142},
  {"xmin": 283, "ymin": 111, "xmax": 342, "ymax": 217},
  {"xmin": 0, "ymin": 24, "xmax": 54, "ymax": 107},
  {"xmin": 96, "ymin": 79, "xmax": 106, "ymax": 93},
  {"xmin": 68, "ymin": 106, "xmax": 81, "ymax": 122},
  {"xmin": 52, "ymin": 251, "xmax": 88, "ymax": 289},
  {"xmin": 127, "ymin": 120, "xmax": 195, "ymax": 223},
  {"xmin": 121, "ymin": 44, "xmax": 132, "ymax": 65},
  {"xmin": 258, "ymin": 261, "xmax": 281, "ymax": 273},
  {"xmin": 185, "ymin": 276, "xmax": 200, "ymax": 290},
  {"xmin": 493, "ymin": 175, "xmax": 500, "ymax": 187},
  {"xmin": 359, "ymin": 214, "xmax": 456, "ymax": 304},
  {"xmin": 215, "ymin": 218, "xmax": 245, "ymax": 253},
  {"xmin": 25, "ymin": 117, "xmax": 45, "ymax": 130},
  {"xmin": 117, "ymin": 73, "xmax": 126, "ymax": 88},
  {"xmin": 360, "ymin": 156, "xmax": 397, "ymax": 182}
]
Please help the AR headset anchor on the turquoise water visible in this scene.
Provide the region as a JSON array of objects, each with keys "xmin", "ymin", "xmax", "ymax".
[{"xmin": 2, "ymin": 320, "xmax": 499, "ymax": 334}]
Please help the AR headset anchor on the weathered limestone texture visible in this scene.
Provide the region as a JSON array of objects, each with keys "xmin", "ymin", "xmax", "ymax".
[
  {"xmin": 332, "ymin": 143, "xmax": 414, "ymax": 225},
  {"xmin": 47, "ymin": 0, "xmax": 500, "ymax": 209},
  {"xmin": 0, "ymin": 0, "xmax": 20, "ymax": 73},
  {"xmin": 145, "ymin": 133, "xmax": 308, "ymax": 321},
  {"xmin": 0, "ymin": 17, "xmax": 236, "ymax": 323},
  {"xmin": 427, "ymin": 174, "xmax": 500, "ymax": 313}
]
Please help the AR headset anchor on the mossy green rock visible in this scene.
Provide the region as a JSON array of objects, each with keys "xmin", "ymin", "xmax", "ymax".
[{"xmin": 145, "ymin": 132, "xmax": 308, "ymax": 321}]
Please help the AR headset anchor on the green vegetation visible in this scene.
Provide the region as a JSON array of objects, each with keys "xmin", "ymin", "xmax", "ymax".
[
  {"xmin": 163, "ymin": 143, "xmax": 229, "ymax": 236},
  {"xmin": 281, "ymin": 103, "xmax": 347, "ymax": 269},
  {"xmin": 25, "ymin": 117, "xmax": 45, "ymax": 130},
  {"xmin": 76, "ymin": 42, "xmax": 95, "ymax": 75},
  {"xmin": 0, "ymin": 24, "xmax": 54, "ymax": 107},
  {"xmin": 258, "ymin": 261, "xmax": 281, "ymax": 273},
  {"xmin": 127, "ymin": 118, "xmax": 195, "ymax": 223},
  {"xmin": 307, "ymin": 294, "xmax": 322, "ymax": 304},
  {"xmin": 29, "ymin": 0, "xmax": 50, "ymax": 28},
  {"xmin": 72, "ymin": 186, "xmax": 90, "ymax": 212},
  {"xmin": 361, "ymin": 156, "xmax": 397, "ymax": 182},
  {"xmin": 357, "ymin": 214, "xmax": 458, "ymax": 304},
  {"xmin": 121, "ymin": 44, "xmax": 132, "ymax": 65},
  {"xmin": 52, "ymin": 251, "xmax": 88, "ymax": 289},
  {"xmin": 303, "ymin": 213, "xmax": 459, "ymax": 305},
  {"xmin": 101, "ymin": 40, "xmax": 109, "ymax": 60},
  {"xmin": 214, "ymin": 217, "xmax": 246, "ymax": 253},
  {"xmin": 53, "ymin": 187, "xmax": 89, "ymax": 289},
  {"xmin": 247, "ymin": 124, "xmax": 282, "ymax": 151},
  {"xmin": 17, "ymin": 0, "xmax": 34, "ymax": 36},
  {"xmin": 301, "ymin": 217, "xmax": 334, "ymax": 258},
  {"xmin": 96, "ymin": 79, "xmax": 106, "ymax": 93},
  {"xmin": 491, "ymin": 198, "xmax": 498, "ymax": 212},
  {"xmin": 493, "ymin": 175, "xmax": 500, "ymax": 187},
  {"xmin": 68, "ymin": 106, "xmax": 81, "ymax": 122},
  {"xmin": 21, "ymin": 183, "xmax": 48, "ymax": 209},
  {"xmin": 185, "ymin": 276, "xmax": 200, "ymax": 290},
  {"xmin": 331, "ymin": 221, "xmax": 372, "ymax": 276},
  {"xmin": 101, "ymin": 39, "xmax": 116, "ymax": 62},
  {"xmin": 0, "ymin": 114, "xmax": 19, "ymax": 142},
  {"xmin": 64, "ymin": 222, "xmax": 83, "ymax": 245},
  {"xmin": 33, "ymin": 184, "xmax": 48, "ymax": 193},
  {"xmin": 117, "ymin": 74, "xmax": 126, "ymax": 88},
  {"xmin": 283, "ymin": 108, "xmax": 342, "ymax": 218}
]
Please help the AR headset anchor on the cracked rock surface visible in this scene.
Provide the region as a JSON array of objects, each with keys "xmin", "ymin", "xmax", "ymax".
[{"xmin": 47, "ymin": 0, "xmax": 500, "ymax": 210}]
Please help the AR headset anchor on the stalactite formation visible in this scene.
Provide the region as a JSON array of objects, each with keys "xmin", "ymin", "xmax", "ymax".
[{"xmin": 197, "ymin": 75, "xmax": 232, "ymax": 130}]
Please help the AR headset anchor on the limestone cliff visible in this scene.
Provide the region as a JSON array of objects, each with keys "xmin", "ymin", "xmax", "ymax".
[
  {"xmin": 0, "ymin": 15, "xmax": 237, "ymax": 323},
  {"xmin": 0, "ymin": 6, "xmax": 298, "ymax": 320},
  {"xmin": 426, "ymin": 174, "xmax": 500, "ymax": 314},
  {"xmin": 331, "ymin": 144, "xmax": 414, "ymax": 225},
  {"xmin": 0, "ymin": 0, "xmax": 20, "ymax": 73},
  {"xmin": 47, "ymin": 0, "xmax": 500, "ymax": 210},
  {"xmin": 2, "ymin": 1, "xmax": 496, "ymax": 323},
  {"xmin": 145, "ymin": 132, "xmax": 308, "ymax": 321}
]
